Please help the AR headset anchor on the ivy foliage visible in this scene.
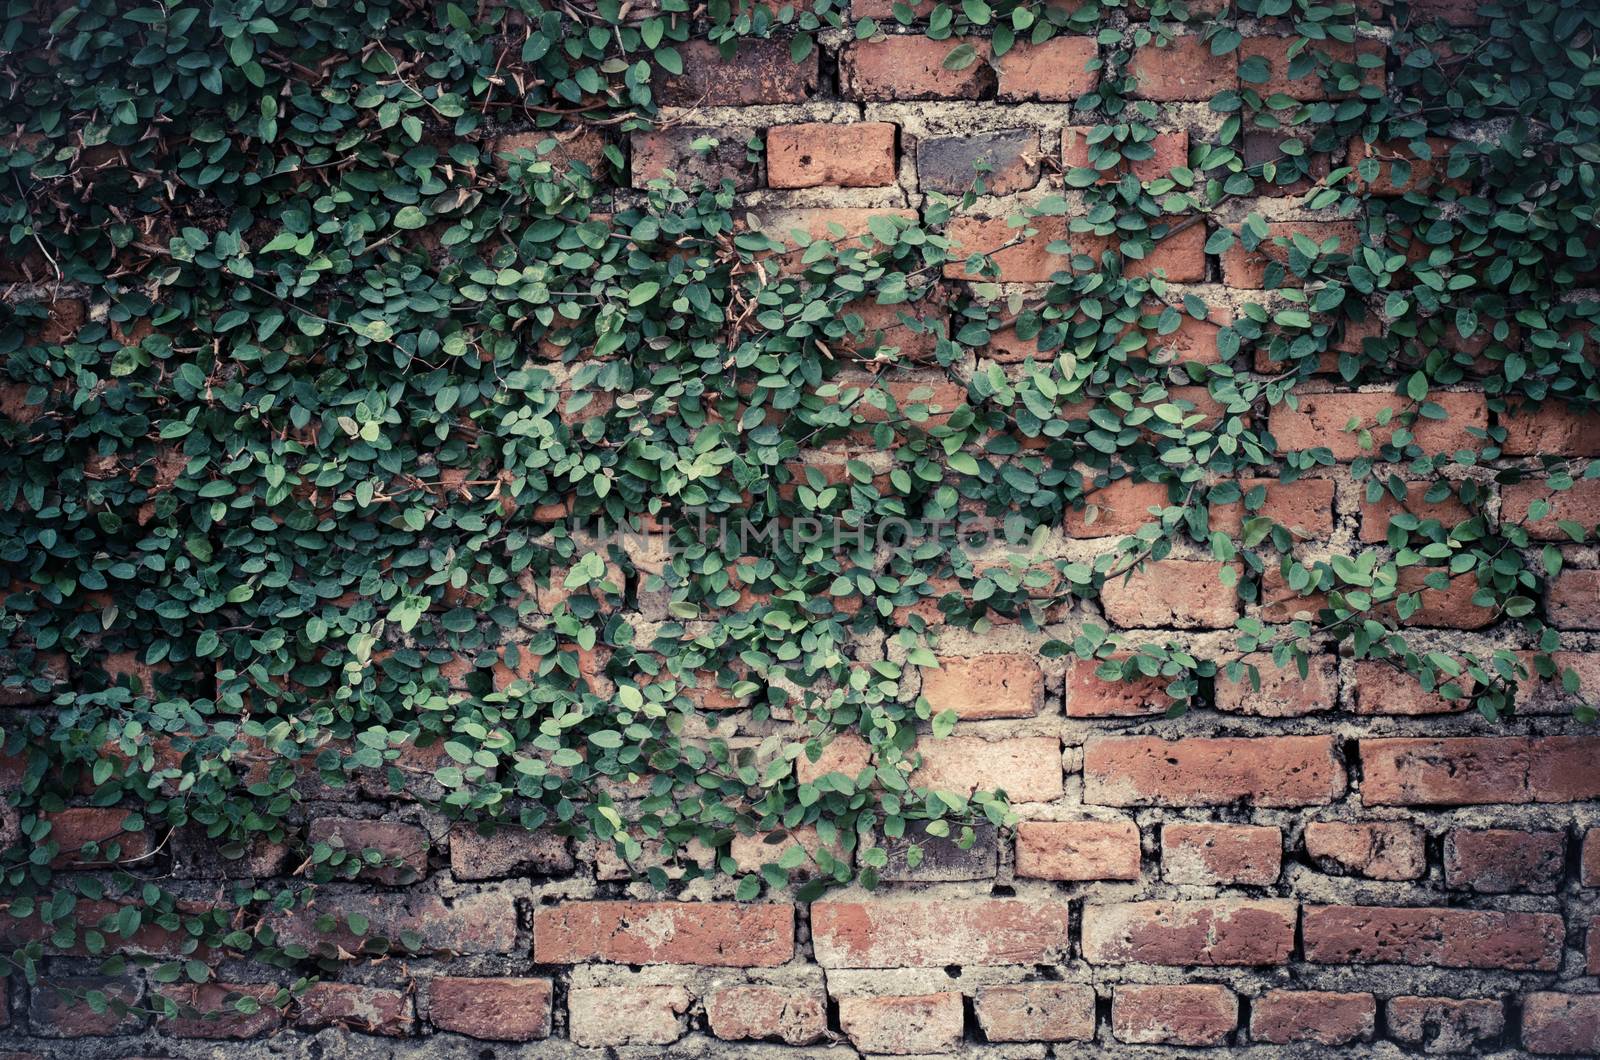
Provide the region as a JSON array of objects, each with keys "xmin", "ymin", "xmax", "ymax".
[{"xmin": 0, "ymin": 0, "xmax": 1597, "ymax": 1022}]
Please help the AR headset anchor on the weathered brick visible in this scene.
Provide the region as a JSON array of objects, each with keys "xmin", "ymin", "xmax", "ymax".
[
  {"xmin": 1084, "ymin": 735, "xmax": 1346, "ymax": 807},
  {"xmin": 920, "ymin": 653, "xmax": 1044, "ymax": 719},
  {"xmin": 975, "ymin": 983, "xmax": 1096, "ymax": 1043},
  {"xmin": 994, "ymin": 36, "xmax": 1098, "ymax": 101},
  {"xmin": 1501, "ymin": 479, "xmax": 1600, "ymax": 540},
  {"xmin": 916, "ymin": 129, "xmax": 1039, "ymax": 196},
  {"xmin": 705, "ymin": 986, "xmax": 826, "ymax": 1046},
  {"xmin": 567, "ymin": 985, "xmax": 691, "ymax": 1048},
  {"xmin": 944, "ymin": 212, "xmax": 1071, "ymax": 282},
  {"xmin": 1214, "ymin": 651, "xmax": 1338, "ymax": 716},
  {"xmin": 1065, "ymin": 478, "xmax": 1176, "ymax": 538},
  {"xmin": 912, "ymin": 735, "xmax": 1062, "ymax": 801},
  {"xmin": 1210, "ymin": 477, "xmax": 1337, "ymax": 539},
  {"xmin": 44, "ymin": 807, "xmax": 151, "ymax": 868},
  {"xmin": 1239, "ymin": 37, "xmax": 1384, "ymax": 101},
  {"xmin": 1550, "ymin": 569, "xmax": 1600, "ymax": 629},
  {"xmin": 1222, "ymin": 220, "xmax": 1363, "ymax": 288},
  {"xmin": 29, "ymin": 977, "xmax": 144, "ymax": 1037},
  {"xmin": 1350, "ymin": 136, "xmax": 1466, "ymax": 196},
  {"xmin": 1129, "ymin": 35, "xmax": 1237, "ymax": 100},
  {"xmin": 1112, "ymin": 984, "xmax": 1237, "ymax": 1045},
  {"xmin": 1065, "ymin": 656, "xmax": 1171, "ymax": 717},
  {"xmin": 158, "ymin": 983, "xmax": 282, "ymax": 1039},
  {"xmin": 1444, "ymin": 829, "xmax": 1564, "ymax": 893},
  {"xmin": 875, "ymin": 820, "xmax": 998, "ymax": 882},
  {"xmin": 1523, "ymin": 992, "xmax": 1600, "ymax": 1055},
  {"xmin": 1351, "ymin": 661, "xmax": 1470, "ymax": 715},
  {"xmin": 1269, "ymin": 390, "xmax": 1487, "ymax": 458},
  {"xmin": 449, "ymin": 824, "xmax": 572, "ymax": 880},
  {"xmin": 630, "ymin": 126, "xmax": 758, "ymax": 190},
  {"xmin": 1100, "ymin": 558, "xmax": 1241, "ymax": 628},
  {"xmin": 1359, "ymin": 479, "xmax": 1475, "ymax": 542},
  {"xmin": 1362, "ymin": 736, "xmax": 1600, "ymax": 805},
  {"xmin": 1303, "ymin": 905, "xmax": 1563, "ymax": 969},
  {"xmin": 1161, "ymin": 824, "xmax": 1282, "ymax": 885},
  {"xmin": 1389, "ymin": 996, "xmax": 1505, "ymax": 1054},
  {"xmin": 272, "ymin": 892, "xmax": 520, "ymax": 956},
  {"xmin": 659, "ymin": 39, "xmax": 817, "ymax": 105},
  {"xmin": 840, "ymin": 37, "xmax": 995, "ymax": 101},
  {"xmin": 1501, "ymin": 402, "xmax": 1600, "ymax": 457},
  {"xmin": 1015, "ymin": 819, "xmax": 1141, "ymax": 881},
  {"xmin": 1250, "ymin": 990, "xmax": 1374, "ymax": 1046},
  {"xmin": 1077, "ymin": 221, "xmax": 1209, "ymax": 281},
  {"xmin": 1084, "ymin": 899, "xmax": 1296, "ymax": 966},
  {"xmin": 533, "ymin": 901, "xmax": 792, "ymax": 966},
  {"xmin": 1305, "ymin": 821, "xmax": 1426, "ymax": 880},
  {"xmin": 794, "ymin": 732, "xmax": 872, "ymax": 784},
  {"xmin": 294, "ymin": 982, "xmax": 413, "ymax": 1037},
  {"xmin": 1063, "ymin": 127, "xmax": 1188, "ymax": 184},
  {"xmin": 838, "ymin": 993, "xmax": 963, "ymax": 1055},
  {"xmin": 812, "ymin": 897, "xmax": 1071, "ymax": 967},
  {"xmin": 428, "ymin": 978, "xmax": 551, "ymax": 1041},
  {"xmin": 306, "ymin": 818, "xmax": 428, "ymax": 884},
  {"xmin": 767, "ymin": 122, "xmax": 896, "ymax": 188},
  {"xmin": 1584, "ymin": 828, "xmax": 1600, "ymax": 887}
]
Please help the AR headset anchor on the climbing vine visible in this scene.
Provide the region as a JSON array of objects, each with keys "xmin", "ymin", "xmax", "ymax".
[{"xmin": 0, "ymin": 0, "xmax": 1596, "ymax": 1026}]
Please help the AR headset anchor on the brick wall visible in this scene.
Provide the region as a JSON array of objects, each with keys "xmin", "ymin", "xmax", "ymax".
[{"xmin": 4, "ymin": 11, "xmax": 1600, "ymax": 1060}]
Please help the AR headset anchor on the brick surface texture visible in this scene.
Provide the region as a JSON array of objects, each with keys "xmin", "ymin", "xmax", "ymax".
[{"xmin": 5, "ymin": 16, "xmax": 1599, "ymax": 1060}]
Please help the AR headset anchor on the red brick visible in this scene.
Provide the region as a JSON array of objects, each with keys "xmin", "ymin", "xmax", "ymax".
[
  {"xmin": 811, "ymin": 897, "xmax": 1071, "ymax": 967},
  {"xmin": 759, "ymin": 207, "xmax": 918, "ymax": 250},
  {"xmin": 1221, "ymin": 220, "xmax": 1363, "ymax": 288},
  {"xmin": 1084, "ymin": 899, "xmax": 1295, "ymax": 967},
  {"xmin": 1444, "ymin": 829, "xmax": 1564, "ymax": 893},
  {"xmin": 1074, "ymin": 222, "xmax": 1208, "ymax": 282},
  {"xmin": 1269, "ymin": 390, "xmax": 1487, "ymax": 459},
  {"xmin": 1502, "ymin": 479, "xmax": 1600, "ymax": 540},
  {"xmin": 1015, "ymin": 819, "xmax": 1141, "ymax": 881},
  {"xmin": 838, "ymin": 993, "xmax": 962, "ymax": 1055},
  {"xmin": 1100, "ymin": 558, "xmax": 1241, "ymax": 629},
  {"xmin": 1501, "ymin": 402, "xmax": 1600, "ymax": 457},
  {"xmin": 1359, "ymin": 479, "xmax": 1475, "ymax": 542},
  {"xmin": 944, "ymin": 213, "xmax": 1070, "ymax": 282},
  {"xmin": 449, "ymin": 824, "xmax": 572, "ymax": 880},
  {"xmin": 912, "ymin": 735, "xmax": 1062, "ymax": 802},
  {"xmin": 921, "ymin": 653, "xmax": 1044, "ymax": 719},
  {"xmin": 568, "ymin": 985, "xmax": 690, "ymax": 1048},
  {"xmin": 994, "ymin": 36, "xmax": 1098, "ymax": 101},
  {"xmin": 1084, "ymin": 735, "xmax": 1346, "ymax": 807},
  {"xmin": 428, "ymin": 978, "xmax": 551, "ymax": 1041},
  {"xmin": 1550, "ymin": 569, "xmax": 1600, "ymax": 629},
  {"xmin": 705, "ymin": 986, "xmax": 826, "ymax": 1046},
  {"xmin": 660, "ymin": 39, "xmax": 817, "ymax": 105},
  {"xmin": 794, "ymin": 731, "xmax": 872, "ymax": 785},
  {"xmin": 1351, "ymin": 660, "xmax": 1471, "ymax": 715},
  {"xmin": 767, "ymin": 122, "xmax": 896, "ymax": 188},
  {"xmin": 1239, "ymin": 37, "xmax": 1385, "ymax": 101},
  {"xmin": 1304, "ymin": 821, "xmax": 1426, "ymax": 880},
  {"xmin": 1214, "ymin": 652, "xmax": 1338, "ymax": 716},
  {"xmin": 533, "ymin": 901, "xmax": 792, "ymax": 967},
  {"xmin": 272, "ymin": 892, "xmax": 518, "ymax": 957},
  {"xmin": 1144, "ymin": 305, "xmax": 1221, "ymax": 364},
  {"xmin": 1362, "ymin": 736, "xmax": 1600, "ymax": 805},
  {"xmin": 1250, "ymin": 990, "xmax": 1374, "ymax": 1045},
  {"xmin": 1210, "ymin": 477, "xmax": 1336, "ymax": 539},
  {"xmin": 1063, "ymin": 127, "xmax": 1188, "ymax": 184},
  {"xmin": 1065, "ymin": 478, "xmax": 1174, "ymax": 538},
  {"xmin": 975, "ymin": 983, "xmax": 1096, "ymax": 1042},
  {"xmin": 1389, "ymin": 996, "xmax": 1505, "ymax": 1053},
  {"xmin": 1113, "ymin": 984, "xmax": 1237, "ymax": 1045},
  {"xmin": 630, "ymin": 125, "xmax": 759, "ymax": 191},
  {"xmin": 1522, "ymin": 993, "xmax": 1600, "ymax": 1055},
  {"xmin": 1129, "ymin": 35, "xmax": 1237, "ymax": 100},
  {"xmin": 1161, "ymin": 824, "xmax": 1281, "ymax": 885},
  {"xmin": 840, "ymin": 37, "xmax": 995, "ymax": 101},
  {"xmin": 294, "ymin": 983, "xmax": 413, "ymax": 1037},
  {"xmin": 44, "ymin": 807, "xmax": 151, "ymax": 868},
  {"xmin": 1303, "ymin": 905, "xmax": 1563, "ymax": 969},
  {"xmin": 28, "ymin": 976, "xmax": 144, "ymax": 1037},
  {"xmin": 1592, "ymin": 917, "xmax": 1600, "ymax": 975},
  {"xmin": 1385, "ymin": 0, "xmax": 1490, "ymax": 25},
  {"xmin": 307, "ymin": 818, "xmax": 428, "ymax": 884},
  {"xmin": 158, "ymin": 983, "xmax": 282, "ymax": 1039},
  {"xmin": 1065, "ymin": 657, "xmax": 1171, "ymax": 717},
  {"xmin": 1350, "ymin": 136, "xmax": 1466, "ymax": 196}
]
